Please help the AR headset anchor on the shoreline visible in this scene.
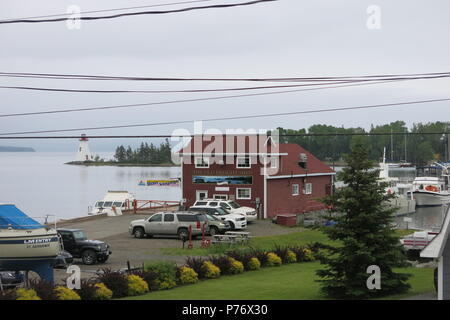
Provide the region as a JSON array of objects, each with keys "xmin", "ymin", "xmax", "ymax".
[{"xmin": 65, "ymin": 161, "xmax": 179, "ymax": 167}]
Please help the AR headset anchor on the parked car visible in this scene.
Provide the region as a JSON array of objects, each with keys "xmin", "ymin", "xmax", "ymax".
[
  {"xmin": 129, "ymin": 211, "xmax": 209, "ymax": 240},
  {"xmin": 188, "ymin": 206, "xmax": 247, "ymax": 230},
  {"xmin": 57, "ymin": 228, "xmax": 112, "ymax": 265},
  {"xmin": 188, "ymin": 209, "xmax": 231, "ymax": 235},
  {"xmin": 0, "ymin": 271, "xmax": 24, "ymax": 289},
  {"xmin": 192, "ymin": 199, "xmax": 257, "ymax": 222}
]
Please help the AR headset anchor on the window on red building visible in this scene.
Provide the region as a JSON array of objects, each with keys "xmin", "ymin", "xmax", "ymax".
[{"xmin": 236, "ymin": 188, "xmax": 251, "ymax": 199}]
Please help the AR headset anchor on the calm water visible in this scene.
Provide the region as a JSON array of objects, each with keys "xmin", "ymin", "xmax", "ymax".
[{"xmin": 0, "ymin": 152, "xmax": 181, "ymax": 220}]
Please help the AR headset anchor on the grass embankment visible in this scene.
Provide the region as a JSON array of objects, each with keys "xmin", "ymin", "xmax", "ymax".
[
  {"xmin": 160, "ymin": 228, "xmax": 414, "ymax": 256},
  {"xmin": 124, "ymin": 262, "xmax": 434, "ymax": 300}
]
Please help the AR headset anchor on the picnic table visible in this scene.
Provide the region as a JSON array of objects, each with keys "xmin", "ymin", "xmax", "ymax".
[{"xmin": 212, "ymin": 231, "xmax": 252, "ymax": 245}]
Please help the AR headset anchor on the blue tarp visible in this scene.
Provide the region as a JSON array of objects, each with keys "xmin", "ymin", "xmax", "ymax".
[{"xmin": 0, "ymin": 204, "xmax": 44, "ymax": 229}]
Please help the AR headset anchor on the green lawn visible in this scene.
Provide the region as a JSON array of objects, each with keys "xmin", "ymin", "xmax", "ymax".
[
  {"xmin": 123, "ymin": 262, "xmax": 434, "ymax": 300},
  {"xmin": 160, "ymin": 228, "xmax": 412, "ymax": 256}
]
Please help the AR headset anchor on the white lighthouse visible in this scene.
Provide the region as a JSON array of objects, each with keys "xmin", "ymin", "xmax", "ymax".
[{"xmin": 75, "ymin": 134, "xmax": 93, "ymax": 162}]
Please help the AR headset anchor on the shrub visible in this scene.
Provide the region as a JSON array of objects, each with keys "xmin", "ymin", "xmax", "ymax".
[
  {"xmin": 0, "ymin": 289, "xmax": 17, "ymax": 300},
  {"xmin": 127, "ymin": 274, "xmax": 149, "ymax": 296},
  {"xmin": 273, "ymin": 245, "xmax": 289, "ymax": 264},
  {"xmin": 96, "ymin": 268, "xmax": 128, "ymax": 298},
  {"xmin": 28, "ymin": 278, "xmax": 56, "ymax": 300},
  {"xmin": 302, "ymin": 248, "xmax": 315, "ymax": 261},
  {"xmin": 289, "ymin": 246, "xmax": 306, "ymax": 262},
  {"xmin": 247, "ymin": 257, "xmax": 261, "ymax": 270},
  {"xmin": 145, "ymin": 261, "xmax": 177, "ymax": 290},
  {"xmin": 208, "ymin": 256, "xmax": 233, "ymax": 275},
  {"xmin": 16, "ymin": 288, "xmax": 41, "ymax": 300},
  {"xmin": 177, "ymin": 266, "xmax": 199, "ymax": 285},
  {"xmin": 54, "ymin": 286, "xmax": 81, "ymax": 300},
  {"xmin": 228, "ymin": 257, "xmax": 244, "ymax": 274},
  {"xmin": 75, "ymin": 279, "xmax": 98, "ymax": 300},
  {"xmin": 93, "ymin": 283, "xmax": 113, "ymax": 300},
  {"xmin": 201, "ymin": 261, "xmax": 221, "ymax": 279},
  {"xmin": 185, "ymin": 257, "xmax": 207, "ymax": 279},
  {"xmin": 266, "ymin": 252, "xmax": 282, "ymax": 267},
  {"xmin": 286, "ymin": 250, "xmax": 297, "ymax": 263},
  {"xmin": 250, "ymin": 249, "xmax": 269, "ymax": 267},
  {"xmin": 131, "ymin": 270, "xmax": 159, "ymax": 290}
]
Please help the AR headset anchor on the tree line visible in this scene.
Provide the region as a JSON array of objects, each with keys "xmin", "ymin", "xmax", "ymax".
[
  {"xmin": 277, "ymin": 121, "xmax": 450, "ymax": 165},
  {"xmin": 113, "ymin": 139, "xmax": 173, "ymax": 164}
]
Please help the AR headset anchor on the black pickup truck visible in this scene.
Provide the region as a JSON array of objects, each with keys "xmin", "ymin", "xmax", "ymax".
[{"xmin": 57, "ymin": 228, "xmax": 112, "ymax": 265}]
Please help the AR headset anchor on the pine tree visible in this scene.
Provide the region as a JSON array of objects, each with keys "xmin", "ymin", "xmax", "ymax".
[{"xmin": 316, "ymin": 143, "xmax": 411, "ymax": 299}]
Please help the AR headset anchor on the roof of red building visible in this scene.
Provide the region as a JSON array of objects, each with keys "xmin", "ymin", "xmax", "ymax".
[{"xmin": 272, "ymin": 143, "xmax": 334, "ymax": 176}]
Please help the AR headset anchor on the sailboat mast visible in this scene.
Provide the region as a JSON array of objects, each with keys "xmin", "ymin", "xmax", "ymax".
[{"xmin": 390, "ymin": 129, "xmax": 394, "ymax": 161}]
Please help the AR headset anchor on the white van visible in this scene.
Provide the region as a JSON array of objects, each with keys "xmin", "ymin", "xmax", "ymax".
[{"xmin": 192, "ymin": 199, "xmax": 257, "ymax": 222}]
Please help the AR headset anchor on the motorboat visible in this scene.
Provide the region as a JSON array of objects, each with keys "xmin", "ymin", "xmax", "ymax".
[
  {"xmin": 0, "ymin": 204, "xmax": 60, "ymax": 268},
  {"xmin": 409, "ymin": 164, "xmax": 450, "ymax": 206},
  {"xmin": 88, "ymin": 190, "xmax": 135, "ymax": 216}
]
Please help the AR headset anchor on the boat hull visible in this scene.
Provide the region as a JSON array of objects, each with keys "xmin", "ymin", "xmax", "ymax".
[
  {"xmin": 412, "ymin": 191, "xmax": 450, "ymax": 206},
  {"xmin": 0, "ymin": 228, "xmax": 60, "ymax": 267}
]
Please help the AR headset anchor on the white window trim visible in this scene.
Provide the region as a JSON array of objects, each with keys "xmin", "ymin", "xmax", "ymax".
[
  {"xmin": 292, "ymin": 184, "xmax": 299, "ymax": 196},
  {"xmin": 236, "ymin": 188, "xmax": 251, "ymax": 200},
  {"xmin": 303, "ymin": 183, "xmax": 312, "ymax": 195},
  {"xmin": 195, "ymin": 157, "xmax": 210, "ymax": 168},
  {"xmin": 213, "ymin": 194, "xmax": 229, "ymax": 200},
  {"xmin": 236, "ymin": 156, "xmax": 251, "ymax": 169}
]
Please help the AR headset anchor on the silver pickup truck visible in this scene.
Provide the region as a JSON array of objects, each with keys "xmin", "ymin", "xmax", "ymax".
[{"xmin": 129, "ymin": 211, "xmax": 209, "ymax": 239}]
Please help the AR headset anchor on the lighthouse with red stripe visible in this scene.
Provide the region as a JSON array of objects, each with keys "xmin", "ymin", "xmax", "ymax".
[{"xmin": 75, "ymin": 134, "xmax": 93, "ymax": 162}]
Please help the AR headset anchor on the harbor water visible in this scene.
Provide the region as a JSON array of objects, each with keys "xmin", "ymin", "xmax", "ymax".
[{"xmin": 0, "ymin": 152, "xmax": 181, "ymax": 220}]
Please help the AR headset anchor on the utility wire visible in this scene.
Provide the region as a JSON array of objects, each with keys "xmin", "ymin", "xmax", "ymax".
[
  {"xmin": 0, "ymin": 97, "xmax": 449, "ymax": 136},
  {"xmin": 0, "ymin": 80, "xmax": 413, "ymax": 118},
  {"xmin": 0, "ymin": 0, "xmax": 277, "ymax": 25},
  {"xmin": 1, "ymin": 71, "xmax": 450, "ymax": 82},
  {"xmin": 0, "ymin": 0, "xmax": 214, "ymax": 22},
  {"xmin": 0, "ymin": 79, "xmax": 401, "ymax": 95},
  {"xmin": 0, "ymin": 132, "xmax": 448, "ymax": 139}
]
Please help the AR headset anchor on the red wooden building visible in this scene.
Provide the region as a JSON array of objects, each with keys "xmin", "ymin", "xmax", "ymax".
[{"xmin": 178, "ymin": 134, "xmax": 335, "ymax": 219}]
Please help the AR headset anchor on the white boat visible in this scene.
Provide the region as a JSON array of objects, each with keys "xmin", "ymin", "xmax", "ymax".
[
  {"xmin": 378, "ymin": 148, "xmax": 416, "ymax": 214},
  {"xmin": 0, "ymin": 204, "xmax": 60, "ymax": 267},
  {"xmin": 89, "ymin": 190, "xmax": 135, "ymax": 216},
  {"xmin": 400, "ymin": 230, "xmax": 438, "ymax": 251},
  {"xmin": 409, "ymin": 165, "xmax": 450, "ymax": 207}
]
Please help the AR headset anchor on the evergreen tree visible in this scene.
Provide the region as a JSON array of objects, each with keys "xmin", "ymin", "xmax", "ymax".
[
  {"xmin": 114, "ymin": 145, "xmax": 127, "ymax": 162},
  {"xmin": 316, "ymin": 143, "xmax": 411, "ymax": 299}
]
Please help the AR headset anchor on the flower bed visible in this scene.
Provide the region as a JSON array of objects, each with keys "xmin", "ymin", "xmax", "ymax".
[{"xmin": 5, "ymin": 244, "xmax": 320, "ymax": 300}]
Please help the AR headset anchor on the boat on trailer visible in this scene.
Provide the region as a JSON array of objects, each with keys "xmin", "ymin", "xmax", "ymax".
[{"xmin": 0, "ymin": 204, "xmax": 60, "ymax": 268}]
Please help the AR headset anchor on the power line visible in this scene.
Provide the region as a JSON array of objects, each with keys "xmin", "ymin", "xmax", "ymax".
[
  {"xmin": 0, "ymin": 79, "xmax": 401, "ymax": 95},
  {"xmin": 0, "ymin": 0, "xmax": 215, "ymax": 22},
  {"xmin": 0, "ymin": 71, "xmax": 449, "ymax": 82},
  {"xmin": 1, "ymin": 97, "xmax": 449, "ymax": 136},
  {"xmin": 0, "ymin": 80, "xmax": 408, "ymax": 118},
  {"xmin": 0, "ymin": 0, "xmax": 277, "ymax": 25},
  {"xmin": 0, "ymin": 132, "xmax": 448, "ymax": 139}
]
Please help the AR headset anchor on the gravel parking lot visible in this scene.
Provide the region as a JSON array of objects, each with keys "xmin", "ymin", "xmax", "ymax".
[{"xmin": 54, "ymin": 212, "xmax": 300, "ymax": 282}]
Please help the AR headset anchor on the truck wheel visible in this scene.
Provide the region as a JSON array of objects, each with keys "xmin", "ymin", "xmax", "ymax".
[
  {"xmin": 178, "ymin": 228, "xmax": 189, "ymax": 240},
  {"xmin": 209, "ymin": 226, "xmax": 219, "ymax": 236},
  {"xmin": 98, "ymin": 256, "xmax": 109, "ymax": 263},
  {"xmin": 133, "ymin": 227, "xmax": 145, "ymax": 239},
  {"xmin": 82, "ymin": 250, "xmax": 97, "ymax": 265},
  {"xmin": 228, "ymin": 221, "xmax": 235, "ymax": 230}
]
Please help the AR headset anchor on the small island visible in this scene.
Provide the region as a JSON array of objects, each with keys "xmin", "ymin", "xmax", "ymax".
[
  {"xmin": 66, "ymin": 139, "xmax": 179, "ymax": 167},
  {"xmin": 0, "ymin": 146, "xmax": 35, "ymax": 152}
]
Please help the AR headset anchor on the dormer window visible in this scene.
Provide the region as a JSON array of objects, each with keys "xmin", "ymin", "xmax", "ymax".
[
  {"xmin": 195, "ymin": 157, "xmax": 209, "ymax": 168},
  {"xmin": 236, "ymin": 156, "xmax": 251, "ymax": 168}
]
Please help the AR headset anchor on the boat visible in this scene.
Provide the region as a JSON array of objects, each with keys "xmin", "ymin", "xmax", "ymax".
[
  {"xmin": 88, "ymin": 190, "xmax": 135, "ymax": 216},
  {"xmin": 138, "ymin": 178, "xmax": 180, "ymax": 187},
  {"xmin": 408, "ymin": 164, "xmax": 450, "ymax": 206},
  {"xmin": 400, "ymin": 230, "xmax": 438, "ymax": 251},
  {"xmin": 378, "ymin": 148, "xmax": 416, "ymax": 215},
  {"xmin": 0, "ymin": 204, "xmax": 60, "ymax": 268}
]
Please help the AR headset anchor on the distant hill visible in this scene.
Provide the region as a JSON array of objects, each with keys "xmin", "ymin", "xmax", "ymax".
[{"xmin": 0, "ymin": 146, "xmax": 36, "ymax": 152}]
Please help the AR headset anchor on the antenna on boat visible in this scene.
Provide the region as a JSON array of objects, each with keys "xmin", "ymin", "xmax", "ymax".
[{"xmin": 383, "ymin": 147, "xmax": 386, "ymax": 164}]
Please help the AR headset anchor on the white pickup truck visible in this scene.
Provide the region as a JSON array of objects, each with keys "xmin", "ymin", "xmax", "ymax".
[{"xmin": 192, "ymin": 199, "xmax": 257, "ymax": 222}]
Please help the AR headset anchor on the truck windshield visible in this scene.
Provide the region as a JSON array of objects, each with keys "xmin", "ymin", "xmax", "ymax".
[
  {"xmin": 73, "ymin": 231, "xmax": 87, "ymax": 241},
  {"xmin": 95, "ymin": 202, "xmax": 104, "ymax": 208},
  {"xmin": 228, "ymin": 201, "xmax": 241, "ymax": 209}
]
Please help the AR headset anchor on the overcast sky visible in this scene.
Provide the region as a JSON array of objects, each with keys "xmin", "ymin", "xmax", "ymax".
[{"xmin": 0, "ymin": 0, "xmax": 449, "ymax": 152}]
